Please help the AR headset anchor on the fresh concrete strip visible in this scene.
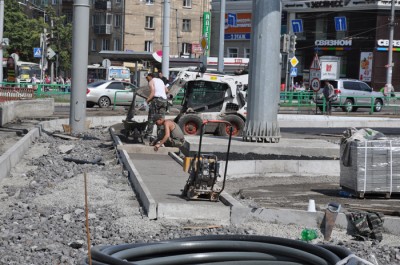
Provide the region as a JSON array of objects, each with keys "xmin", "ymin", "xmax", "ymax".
[{"xmin": 0, "ymin": 127, "xmax": 41, "ymax": 180}]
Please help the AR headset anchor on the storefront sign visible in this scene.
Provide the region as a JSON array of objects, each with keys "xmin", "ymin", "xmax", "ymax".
[
  {"xmin": 283, "ymin": 0, "xmax": 400, "ymax": 11},
  {"xmin": 315, "ymin": 40, "xmax": 352, "ymax": 46},
  {"xmin": 359, "ymin": 52, "xmax": 373, "ymax": 82},
  {"xmin": 224, "ymin": 13, "xmax": 251, "ymax": 41},
  {"xmin": 202, "ymin": 12, "xmax": 211, "ymax": 53},
  {"xmin": 377, "ymin": 39, "xmax": 400, "ymax": 47}
]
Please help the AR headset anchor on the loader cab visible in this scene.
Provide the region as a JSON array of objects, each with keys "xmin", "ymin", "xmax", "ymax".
[{"xmin": 183, "ymin": 80, "xmax": 229, "ymax": 112}]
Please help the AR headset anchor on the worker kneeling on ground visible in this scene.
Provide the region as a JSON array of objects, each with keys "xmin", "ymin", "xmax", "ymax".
[{"xmin": 151, "ymin": 114, "xmax": 186, "ymax": 151}]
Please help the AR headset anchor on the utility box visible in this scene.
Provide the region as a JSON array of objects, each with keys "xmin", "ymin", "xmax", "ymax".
[{"xmin": 340, "ymin": 140, "xmax": 400, "ymax": 198}]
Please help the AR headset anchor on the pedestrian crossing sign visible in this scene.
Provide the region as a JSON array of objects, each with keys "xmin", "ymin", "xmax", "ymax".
[
  {"xmin": 290, "ymin": 67, "xmax": 297, "ymax": 77},
  {"xmin": 34, "ymin": 48, "xmax": 42, "ymax": 58}
]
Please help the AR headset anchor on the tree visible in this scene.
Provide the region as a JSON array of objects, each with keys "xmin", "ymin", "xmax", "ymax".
[
  {"xmin": 44, "ymin": 5, "xmax": 73, "ymax": 74},
  {"xmin": 3, "ymin": 0, "xmax": 43, "ymax": 61},
  {"xmin": 3, "ymin": 1, "xmax": 72, "ymax": 74}
]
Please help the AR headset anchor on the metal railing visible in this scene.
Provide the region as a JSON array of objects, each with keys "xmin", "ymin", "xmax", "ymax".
[{"xmin": 0, "ymin": 85, "xmax": 35, "ymax": 102}]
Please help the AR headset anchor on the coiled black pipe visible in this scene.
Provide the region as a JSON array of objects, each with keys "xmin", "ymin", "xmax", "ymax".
[{"xmin": 82, "ymin": 235, "xmax": 355, "ymax": 265}]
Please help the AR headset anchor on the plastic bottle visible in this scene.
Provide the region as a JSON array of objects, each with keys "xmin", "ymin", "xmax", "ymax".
[{"xmin": 301, "ymin": 229, "xmax": 318, "ymax": 241}]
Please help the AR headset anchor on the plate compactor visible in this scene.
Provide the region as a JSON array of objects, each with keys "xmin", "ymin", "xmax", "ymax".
[{"xmin": 182, "ymin": 120, "xmax": 233, "ymax": 202}]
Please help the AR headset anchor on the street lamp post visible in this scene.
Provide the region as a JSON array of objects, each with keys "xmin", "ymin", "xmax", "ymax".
[
  {"xmin": 0, "ymin": 0, "xmax": 5, "ymax": 84},
  {"xmin": 386, "ymin": 0, "xmax": 395, "ymax": 89}
]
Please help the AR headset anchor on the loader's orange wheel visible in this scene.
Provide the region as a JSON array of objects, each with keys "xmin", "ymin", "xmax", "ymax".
[{"xmin": 178, "ymin": 115, "xmax": 203, "ymax": 135}]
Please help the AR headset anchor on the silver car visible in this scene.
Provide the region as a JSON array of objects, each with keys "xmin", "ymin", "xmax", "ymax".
[
  {"xmin": 316, "ymin": 79, "xmax": 384, "ymax": 112},
  {"xmin": 86, "ymin": 80, "xmax": 137, "ymax": 108}
]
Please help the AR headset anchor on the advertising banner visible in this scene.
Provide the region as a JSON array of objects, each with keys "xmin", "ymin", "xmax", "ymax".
[{"xmin": 359, "ymin": 52, "xmax": 373, "ymax": 82}]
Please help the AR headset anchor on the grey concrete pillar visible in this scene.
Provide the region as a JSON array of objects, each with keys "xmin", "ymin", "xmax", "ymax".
[
  {"xmin": 217, "ymin": 0, "xmax": 225, "ymax": 72},
  {"xmin": 70, "ymin": 0, "xmax": 90, "ymax": 134},
  {"xmin": 162, "ymin": 0, "xmax": 170, "ymax": 78},
  {"xmin": 243, "ymin": 0, "xmax": 281, "ymax": 143}
]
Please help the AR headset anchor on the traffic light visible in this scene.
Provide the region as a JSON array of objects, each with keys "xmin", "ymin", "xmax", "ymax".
[
  {"xmin": 289, "ymin": 34, "xmax": 297, "ymax": 53},
  {"xmin": 44, "ymin": 33, "xmax": 52, "ymax": 47},
  {"xmin": 281, "ymin": 34, "xmax": 290, "ymax": 53}
]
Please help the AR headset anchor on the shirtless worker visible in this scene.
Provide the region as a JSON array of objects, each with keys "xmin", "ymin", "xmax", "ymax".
[
  {"xmin": 151, "ymin": 114, "xmax": 185, "ymax": 151},
  {"xmin": 145, "ymin": 73, "xmax": 168, "ymax": 136}
]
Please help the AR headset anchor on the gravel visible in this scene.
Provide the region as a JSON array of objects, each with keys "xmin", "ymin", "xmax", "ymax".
[{"xmin": 0, "ymin": 127, "xmax": 399, "ymax": 264}]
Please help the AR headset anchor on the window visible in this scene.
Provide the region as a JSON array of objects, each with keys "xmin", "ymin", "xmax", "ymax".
[
  {"xmin": 182, "ymin": 19, "xmax": 191, "ymax": 32},
  {"xmin": 244, "ymin": 48, "xmax": 250, "ymax": 58},
  {"xmin": 227, "ymin": 48, "xmax": 238, "ymax": 58},
  {"xmin": 145, "ymin": 41, "xmax": 153, "ymax": 52},
  {"xmin": 114, "ymin": 14, "xmax": 122, "ymax": 27},
  {"xmin": 182, "ymin": 42, "xmax": 191, "ymax": 55},
  {"xmin": 114, "ymin": 38, "xmax": 121, "ymax": 51},
  {"xmin": 102, "ymin": 39, "xmax": 110, "ymax": 50},
  {"xmin": 146, "ymin": 0, "xmax": 154, "ymax": 5},
  {"xmin": 106, "ymin": 82, "xmax": 124, "ymax": 90},
  {"xmin": 145, "ymin": 16, "xmax": 154, "ymax": 29},
  {"xmin": 93, "ymin": 12, "xmax": 112, "ymax": 25},
  {"xmin": 65, "ymin": 11, "xmax": 73, "ymax": 24},
  {"xmin": 91, "ymin": 39, "xmax": 97, "ymax": 51},
  {"xmin": 116, "ymin": 0, "xmax": 121, "ymax": 3},
  {"xmin": 183, "ymin": 0, "xmax": 192, "ymax": 8}
]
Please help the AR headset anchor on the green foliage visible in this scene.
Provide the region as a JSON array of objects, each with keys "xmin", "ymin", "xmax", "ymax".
[{"xmin": 3, "ymin": 0, "xmax": 72, "ymax": 73}]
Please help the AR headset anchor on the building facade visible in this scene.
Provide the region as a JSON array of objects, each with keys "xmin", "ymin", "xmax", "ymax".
[
  {"xmin": 124, "ymin": 0, "xmax": 209, "ymax": 58},
  {"xmin": 29, "ymin": 0, "xmax": 210, "ymax": 64},
  {"xmin": 210, "ymin": 0, "xmax": 400, "ymax": 90}
]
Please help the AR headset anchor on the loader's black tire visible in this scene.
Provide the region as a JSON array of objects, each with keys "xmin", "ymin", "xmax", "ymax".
[
  {"xmin": 178, "ymin": 115, "xmax": 203, "ymax": 135},
  {"xmin": 217, "ymin": 115, "xmax": 245, "ymax": 137}
]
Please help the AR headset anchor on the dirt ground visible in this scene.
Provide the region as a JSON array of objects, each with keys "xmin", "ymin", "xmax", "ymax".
[{"xmin": 224, "ymin": 175, "xmax": 400, "ymax": 217}]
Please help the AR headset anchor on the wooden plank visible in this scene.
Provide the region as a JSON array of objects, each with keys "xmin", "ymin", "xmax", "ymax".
[{"xmin": 52, "ymin": 133, "xmax": 80, "ymax": 140}]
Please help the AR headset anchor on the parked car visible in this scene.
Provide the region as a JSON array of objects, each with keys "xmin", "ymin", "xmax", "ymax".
[
  {"xmin": 315, "ymin": 79, "xmax": 384, "ymax": 112},
  {"xmin": 86, "ymin": 80, "xmax": 137, "ymax": 108}
]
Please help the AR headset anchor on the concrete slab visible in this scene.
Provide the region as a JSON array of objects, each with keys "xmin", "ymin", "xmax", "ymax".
[
  {"xmin": 128, "ymin": 152, "xmax": 231, "ymax": 224},
  {"xmin": 182, "ymin": 135, "xmax": 340, "ymax": 160}
]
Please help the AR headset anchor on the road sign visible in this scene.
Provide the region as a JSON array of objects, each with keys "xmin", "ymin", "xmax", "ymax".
[
  {"xmin": 290, "ymin": 56, "xmax": 299, "ymax": 67},
  {"xmin": 310, "ymin": 54, "xmax": 321, "ymax": 70},
  {"xmin": 311, "ymin": 78, "xmax": 320, "ymax": 91},
  {"xmin": 1, "ymin": 38, "xmax": 9, "ymax": 46},
  {"xmin": 34, "ymin": 48, "xmax": 42, "ymax": 58},
  {"xmin": 47, "ymin": 47, "xmax": 56, "ymax": 59},
  {"xmin": 290, "ymin": 67, "xmax": 298, "ymax": 77},
  {"xmin": 334, "ymin": 17, "xmax": 347, "ymax": 31},
  {"xmin": 291, "ymin": 19, "xmax": 303, "ymax": 33},
  {"xmin": 201, "ymin": 36, "xmax": 207, "ymax": 50},
  {"xmin": 227, "ymin": 13, "xmax": 237, "ymax": 27}
]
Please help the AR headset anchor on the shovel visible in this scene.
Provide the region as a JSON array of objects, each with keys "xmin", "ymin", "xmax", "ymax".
[{"xmin": 324, "ymin": 202, "xmax": 341, "ymax": 241}]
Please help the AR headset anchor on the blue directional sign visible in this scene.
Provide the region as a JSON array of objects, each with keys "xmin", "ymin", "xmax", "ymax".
[
  {"xmin": 290, "ymin": 67, "xmax": 298, "ymax": 77},
  {"xmin": 33, "ymin": 48, "xmax": 42, "ymax": 58},
  {"xmin": 334, "ymin": 17, "xmax": 347, "ymax": 31},
  {"xmin": 227, "ymin": 13, "xmax": 237, "ymax": 27},
  {"xmin": 291, "ymin": 19, "xmax": 303, "ymax": 33}
]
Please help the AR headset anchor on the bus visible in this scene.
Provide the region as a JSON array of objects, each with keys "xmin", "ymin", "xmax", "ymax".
[
  {"xmin": 16, "ymin": 62, "xmax": 41, "ymax": 86},
  {"xmin": 2, "ymin": 59, "xmax": 41, "ymax": 86},
  {"xmin": 87, "ymin": 65, "xmax": 131, "ymax": 83}
]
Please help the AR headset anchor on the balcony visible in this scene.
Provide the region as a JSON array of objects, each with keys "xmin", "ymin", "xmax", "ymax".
[
  {"xmin": 94, "ymin": 25, "xmax": 112, "ymax": 35},
  {"xmin": 95, "ymin": 1, "xmax": 111, "ymax": 11}
]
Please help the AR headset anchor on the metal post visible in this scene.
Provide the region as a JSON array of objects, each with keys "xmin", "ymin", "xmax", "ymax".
[
  {"xmin": 176, "ymin": 9, "xmax": 179, "ymax": 56},
  {"xmin": 243, "ymin": 0, "xmax": 281, "ymax": 143},
  {"xmin": 0, "ymin": 0, "xmax": 4, "ymax": 83},
  {"xmin": 41, "ymin": 28, "xmax": 46, "ymax": 84},
  {"xmin": 217, "ymin": 0, "xmax": 225, "ymax": 72},
  {"xmin": 386, "ymin": 0, "xmax": 395, "ymax": 88},
  {"xmin": 70, "ymin": 0, "xmax": 90, "ymax": 134},
  {"xmin": 162, "ymin": 0, "xmax": 170, "ymax": 79}
]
